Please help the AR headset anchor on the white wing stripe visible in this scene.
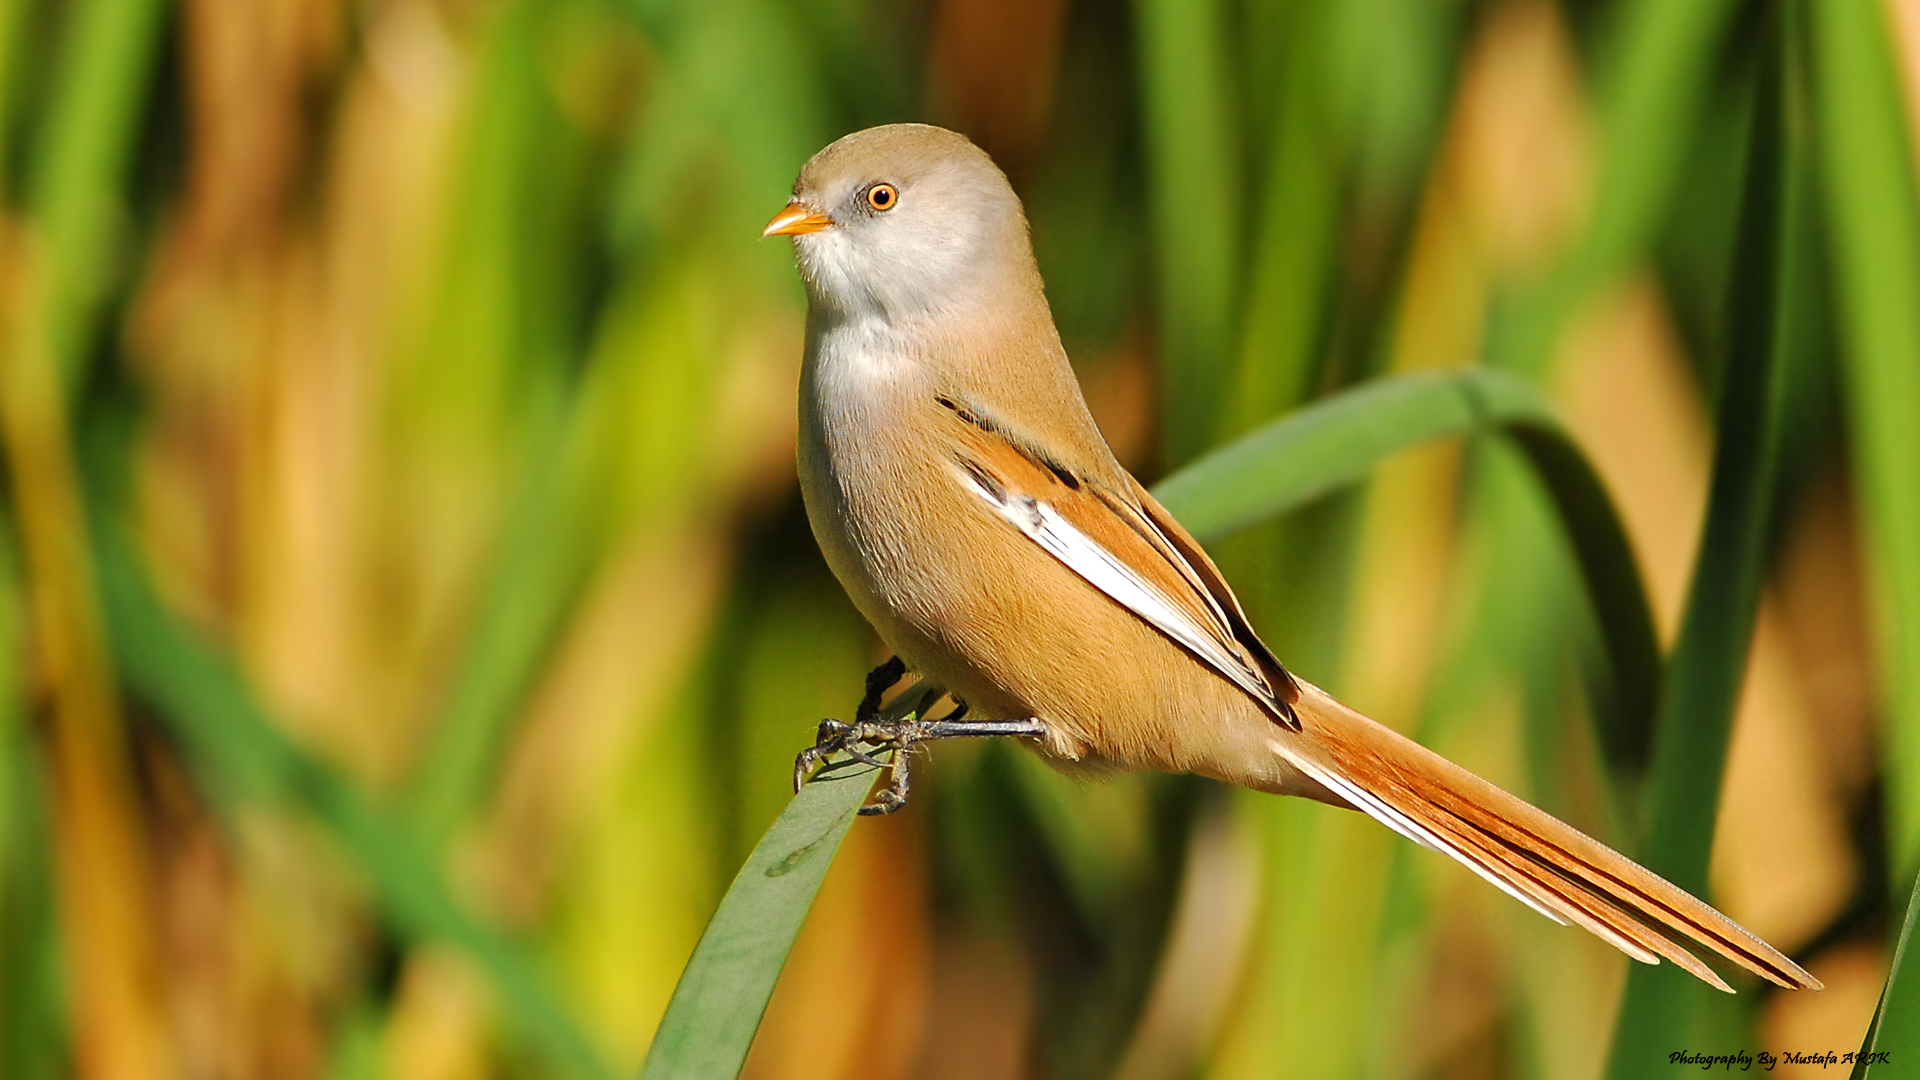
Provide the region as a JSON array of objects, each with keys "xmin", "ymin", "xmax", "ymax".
[{"xmin": 957, "ymin": 469, "xmax": 1275, "ymax": 708}]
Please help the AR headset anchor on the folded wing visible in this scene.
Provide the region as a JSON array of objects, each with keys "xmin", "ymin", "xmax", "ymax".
[{"xmin": 937, "ymin": 393, "xmax": 1298, "ymax": 727}]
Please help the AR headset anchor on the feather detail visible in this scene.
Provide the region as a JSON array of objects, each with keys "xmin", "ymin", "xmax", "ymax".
[
  {"xmin": 939, "ymin": 397, "xmax": 1300, "ymax": 729},
  {"xmin": 1275, "ymin": 683, "xmax": 1822, "ymax": 991},
  {"xmin": 1118, "ymin": 475, "xmax": 1301, "ymax": 722}
]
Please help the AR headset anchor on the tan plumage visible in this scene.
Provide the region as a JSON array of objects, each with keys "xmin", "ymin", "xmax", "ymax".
[{"xmin": 769, "ymin": 122, "xmax": 1818, "ymax": 993}]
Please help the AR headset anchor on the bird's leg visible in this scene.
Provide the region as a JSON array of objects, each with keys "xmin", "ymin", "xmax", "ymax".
[
  {"xmin": 861, "ymin": 744, "xmax": 914, "ymax": 815},
  {"xmin": 855, "ymin": 655, "xmax": 906, "ymax": 726}
]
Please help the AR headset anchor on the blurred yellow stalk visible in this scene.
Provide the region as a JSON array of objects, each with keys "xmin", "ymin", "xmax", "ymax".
[{"xmin": 1, "ymin": 234, "xmax": 175, "ymax": 1080}]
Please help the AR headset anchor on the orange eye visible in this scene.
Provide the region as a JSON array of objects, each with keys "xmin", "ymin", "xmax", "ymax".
[{"xmin": 865, "ymin": 183, "xmax": 898, "ymax": 211}]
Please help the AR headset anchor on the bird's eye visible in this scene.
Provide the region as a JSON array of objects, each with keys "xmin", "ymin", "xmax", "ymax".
[{"xmin": 865, "ymin": 183, "xmax": 898, "ymax": 211}]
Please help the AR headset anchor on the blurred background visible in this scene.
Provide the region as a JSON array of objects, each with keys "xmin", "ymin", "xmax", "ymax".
[{"xmin": 1, "ymin": 0, "xmax": 1917, "ymax": 1077}]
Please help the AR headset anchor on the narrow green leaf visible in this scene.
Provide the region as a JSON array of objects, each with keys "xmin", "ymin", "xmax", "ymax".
[
  {"xmin": 1855, "ymin": 872, "xmax": 1920, "ymax": 1077},
  {"xmin": 1584, "ymin": 0, "xmax": 1740, "ymax": 294},
  {"xmin": 640, "ymin": 691, "xmax": 929, "ymax": 1080},
  {"xmin": 0, "ymin": 0, "xmax": 25, "ymax": 204},
  {"xmin": 25, "ymin": 0, "xmax": 167, "ymax": 393},
  {"xmin": 1850, "ymin": 868, "xmax": 1920, "ymax": 1068},
  {"xmin": 1157, "ymin": 369, "xmax": 1547, "ymax": 538},
  {"xmin": 91, "ymin": 527, "xmax": 614, "ymax": 1080},
  {"xmin": 399, "ymin": 0, "xmax": 600, "ymax": 852},
  {"xmin": 1231, "ymin": 1, "xmax": 1337, "ymax": 436},
  {"xmin": 1605, "ymin": 3, "xmax": 1800, "ymax": 1071},
  {"xmin": 404, "ymin": 416, "xmax": 592, "ymax": 850},
  {"xmin": 1492, "ymin": 0, "xmax": 1741, "ymax": 377},
  {"xmin": 1131, "ymin": 0, "xmax": 1241, "ymax": 464},
  {"xmin": 1155, "ymin": 367, "xmax": 1661, "ymax": 769},
  {"xmin": 1810, "ymin": 0, "xmax": 1920, "ymax": 872},
  {"xmin": 0, "ymin": 522, "xmax": 62, "ymax": 1080}
]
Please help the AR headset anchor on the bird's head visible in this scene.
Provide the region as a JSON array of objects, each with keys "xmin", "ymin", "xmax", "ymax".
[{"xmin": 764, "ymin": 124, "xmax": 1033, "ymax": 323}]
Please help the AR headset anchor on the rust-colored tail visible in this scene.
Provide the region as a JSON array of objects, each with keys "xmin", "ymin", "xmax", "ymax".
[{"xmin": 1275, "ymin": 681, "xmax": 1820, "ymax": 993}]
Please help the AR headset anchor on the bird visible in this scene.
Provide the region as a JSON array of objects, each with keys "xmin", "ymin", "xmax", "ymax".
[{"xmin": 764, "ymin": 122, "xmax": 1819, "ymax": 994}]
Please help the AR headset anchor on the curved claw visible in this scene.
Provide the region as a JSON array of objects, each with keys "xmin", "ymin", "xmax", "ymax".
[
  {"xmin": 792, "ymin": 743, "xmax": 827, "ymax": 792},
  {"xmin": 793, "ymin": 719, "xmax": 857, "ymax": 791}
]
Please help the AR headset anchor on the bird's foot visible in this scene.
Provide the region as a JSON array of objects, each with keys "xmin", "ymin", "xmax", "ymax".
[{"xmin": 791, "ymin": 675, "xmax": 1046, "ymax": 815}]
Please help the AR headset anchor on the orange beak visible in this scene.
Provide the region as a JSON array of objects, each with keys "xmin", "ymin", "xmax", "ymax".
[{"xmin": 763, "ymin": 201, "xmax": 833, "ymax": 237}]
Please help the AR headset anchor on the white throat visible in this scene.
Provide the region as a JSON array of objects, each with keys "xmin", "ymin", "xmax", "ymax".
[
  {"xmin": 808, "ymin": 306, "xmax": 922, "ymax": 408},
  {"xmin": 796, "ymin": 229, "xmax": 948, "ymax": 405}
]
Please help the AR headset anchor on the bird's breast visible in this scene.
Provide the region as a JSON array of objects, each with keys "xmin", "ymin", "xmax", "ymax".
[
  {"xmin": 797, "ymin": 324, "xmax": 1035, "ymax": 705},
  {"xmin": 796, "ymin": 320, "xmax": 942, "ymax": 636}
]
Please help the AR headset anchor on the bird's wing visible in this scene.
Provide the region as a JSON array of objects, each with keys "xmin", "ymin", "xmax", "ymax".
[
  {"xmin": 934, "ymin": 394, "xmax": 1823, "ymax": 994},
  {"xmin": 936, "ymin": 394, "xmax": 1300, "ymax": 728}
]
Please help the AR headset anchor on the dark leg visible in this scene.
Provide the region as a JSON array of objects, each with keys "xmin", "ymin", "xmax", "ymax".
[{"xmin": 855, "ymin": 656, "xmax": 906, "ymax": 726}]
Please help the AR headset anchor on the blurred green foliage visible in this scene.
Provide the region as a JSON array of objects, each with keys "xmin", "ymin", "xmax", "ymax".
[{"xmin": 0, "ymin": 0, "xmax": 1916, "ymax": 1078}]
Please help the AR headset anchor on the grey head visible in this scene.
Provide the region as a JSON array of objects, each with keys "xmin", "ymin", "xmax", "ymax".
[{"xmin": 764, "ymin": 124, "xmax": 1041, "ymax": 324}]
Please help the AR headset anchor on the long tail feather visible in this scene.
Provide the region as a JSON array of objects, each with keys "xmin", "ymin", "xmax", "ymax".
[{"xmin": 1278, "ymin": 682, "xmax": 1821, "ymax": 992}]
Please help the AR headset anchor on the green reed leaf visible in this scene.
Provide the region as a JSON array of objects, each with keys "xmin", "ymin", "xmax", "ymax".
[
  {"xmin": 1604, "ymin": 2, "xmax": 1801, "ymax": 1071},
  {"xmin": 1811, "ymin": 0, "xmax": 1920, "ymax": 873},
  {"xmin": 1854, "ymin": 872, "xmax": 1920, "ymax": 1077},
  {"xmin": 1156, "ymin": 367, "xmax": 1662, "ymax": 771},
  {"xmin": 639, "ymin": 689, "xmax": 933, "ymax": 1080},
  {"xmin": 1132, "ymin": 0, "xmax": 1241, "ymax": 465}
]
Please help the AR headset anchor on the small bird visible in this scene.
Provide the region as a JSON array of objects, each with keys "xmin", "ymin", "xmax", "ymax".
[{"xmin": 766, "ymin": 122, "xmax": 1818, "ymax": 994}]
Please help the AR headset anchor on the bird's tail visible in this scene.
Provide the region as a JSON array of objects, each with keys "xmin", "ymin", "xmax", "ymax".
[{"xmin": 1273, "ymin": 680, "xmax": 1820, "ymax": 993}]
